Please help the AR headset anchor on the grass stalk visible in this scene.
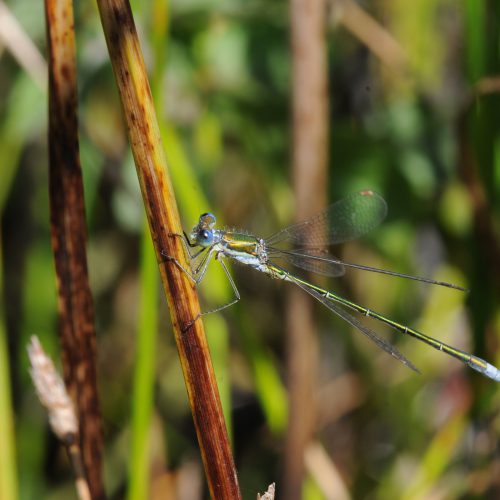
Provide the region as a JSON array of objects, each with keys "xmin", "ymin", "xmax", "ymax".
[
  {"xmin": 284, "ymin": 0, "xmax": 329, "ymax": 497},
  {"xmin": 127, "ymin": 222, "xmax": 158, "ymax": 500},
  {"xmin": 45, "ymin": 0, "xmax": 104, "ymax": 496},
  {"xmin": 95, "ymin": 1, "xmax": 241, "ymax": 497}
]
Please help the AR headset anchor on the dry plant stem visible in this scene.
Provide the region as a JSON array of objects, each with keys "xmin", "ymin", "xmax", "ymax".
[
  {"xmin": 0, "ymin": 0, "xmax": 47, "ymax": 89},
  {"xmin": 331, "ymin": 0, "xmax": 409, "ymax": 73},
  {"xmin": 95, "ymin": 1, "xmax": 241, "ymax": 498},
  {"xmin": 304, "ymin": 442, "xmax": 350, "ymax": 500},
  {"xmin": 285, "ymin": 0, "xmax": 328, "ymax": 498},
  {"xmin": 315, "ymin": 373, "xmax": 365, "ymax": 430},
  {"xmin": 284, "ymin": 290, "xmax": 317, "ymax": 499},
  {"xmin": 45, "ymin": 1, "xmax": 104, "ymax": 497}
]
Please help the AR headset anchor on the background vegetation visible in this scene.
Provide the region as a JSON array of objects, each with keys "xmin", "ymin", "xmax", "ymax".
[{"xmin": 1, "ymin": 0, "xmax": 499, "ymax": 498}]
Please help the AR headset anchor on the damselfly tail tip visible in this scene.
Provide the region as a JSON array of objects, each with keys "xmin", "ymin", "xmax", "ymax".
[
  {"xmin": 469, "ymin": 356, "xmax": 500, "ymax": 382},
  {"xmin": 480, "ymin": 362, "xmax": 500, "ymax": 382}
]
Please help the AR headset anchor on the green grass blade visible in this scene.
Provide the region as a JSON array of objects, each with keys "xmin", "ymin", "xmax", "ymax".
[
  {"xmin": 127, "ymin": 221, "xmax": 159, "ymax": 500},
  {"xmin": 0, "ymin": 242, "xmax": 18, "ymax": 500}
]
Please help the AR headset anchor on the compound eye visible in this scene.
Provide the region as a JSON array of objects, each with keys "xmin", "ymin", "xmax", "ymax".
[{"xmin": 198, "ymin": 229, "xmax": 214, "ymax": 246}]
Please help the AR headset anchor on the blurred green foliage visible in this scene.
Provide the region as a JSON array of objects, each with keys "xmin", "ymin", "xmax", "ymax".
[{"xmin": 1, "ymin": 0, "xmax": 499, "ymax": 498}]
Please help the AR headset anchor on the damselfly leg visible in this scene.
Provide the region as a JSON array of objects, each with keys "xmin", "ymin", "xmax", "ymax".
[{"xmin": 163, "ymin": 232, "xmax": 242, "ymax": 329}]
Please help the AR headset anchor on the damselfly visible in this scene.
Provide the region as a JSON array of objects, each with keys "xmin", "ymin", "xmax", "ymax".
[{"xmin": 170, "ymin": 189, "xmax": 500, "ymax": 381}]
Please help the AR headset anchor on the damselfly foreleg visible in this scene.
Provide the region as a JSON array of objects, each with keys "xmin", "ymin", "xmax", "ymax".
[{"xmin": 180, "ymin": 254, "xmax": 242, "ymax": 331}]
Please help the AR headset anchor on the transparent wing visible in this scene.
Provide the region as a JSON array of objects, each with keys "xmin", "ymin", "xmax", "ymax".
[
  {"xmin": 265, "ymin": 190, "xmax": 387, "ymax": 247},
  {"xmin": 288, "ymin": 273, "xmax": 419, "ymax": 373},
  {"xmin": 267, "ymin": 247, "xmax": 345, "ymax": 277}
]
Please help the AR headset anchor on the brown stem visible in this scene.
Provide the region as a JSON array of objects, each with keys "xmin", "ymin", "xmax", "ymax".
[
  {"xmin": 45, "ymin": 1, "xmax": 104, "ymax": 497},
  {"xmin": 285, "ymin": 0, "xmax": 329, "ymax": 498},
  {"xmin": 95, "ymin": 1, "xmax": 241, "ymax": 498}
]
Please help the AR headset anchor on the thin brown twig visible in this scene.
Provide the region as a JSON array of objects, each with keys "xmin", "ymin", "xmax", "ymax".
[
  {"xmin": 45, "ymin": 0, "xmax": 104, "ymax": 497},
  {"xmin": 331, "ymin": 0, "xmax": 410, "ymax": 74},
  {"xmin": 95, "ymin": 1, "xmax": 241, "ymax": 498}
]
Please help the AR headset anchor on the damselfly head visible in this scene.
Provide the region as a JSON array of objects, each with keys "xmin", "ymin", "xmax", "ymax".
[{"xmin": 190, "ymin": 213, "xmax": 217, "ymax": 247}]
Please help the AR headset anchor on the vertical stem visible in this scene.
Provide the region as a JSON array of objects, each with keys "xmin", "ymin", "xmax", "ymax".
[
  {"xmin": 95, "ymin": 1, "xmax": 241, "ymax": 498},
  {"xmin": 45, "ymin": 0, "xmax": 104, "ymax": 497},
  {"xmin": 285, "ymin": 0, "xmax": 329, "ymax": 498}
]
